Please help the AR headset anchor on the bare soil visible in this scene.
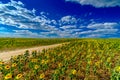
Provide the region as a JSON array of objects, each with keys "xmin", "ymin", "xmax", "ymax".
[{"xmin": 0, "ymin": 43, "xmax": 63, "ymax": 61}]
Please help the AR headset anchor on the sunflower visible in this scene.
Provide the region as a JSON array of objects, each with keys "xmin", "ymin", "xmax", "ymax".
[
  {"xmin": 72, "ymin": 69, "xmax": 77, "ymax": 75},
  {"xmin": 12, "ymin": 63, "xmax": 17, "ymax": 67},
  {"xmin": 31, "ymin": 59, "xmax": 38, "ymax": 63},
  {"xmin": 58, "ymin": 63, "xmax": 62, "ymax": 68},
  {"xmin": 11, "ymin": 56, "xmax": 17, "ymax": 60},
  {"xmin": 107, "ymin": 57, "xmax": 111, "ymax": 62},
  {"xmin": 4, "ymin": 73, "xmax": 12, "ymax": 80},
  {"xmin": 39, "ymin": 73, "xmax": 45, "ymax": 79},
  {"xmin": 5, "ymin": 65, "xmax": 10, "ymax": 70},
  {"xmin": 0, "ymin": 61, "xmax": 4, "ymax": 65},
  {"xmin": 51, "ymin": 58, "xmax": 55, "ymax": 62},
  {"xmin": 54, "ymin": 69, "xmax": 59, "ymax": 74},
  {"xmin": 34, "ymin": 65, "xmax": 39, "ymax": 70},
  {"xmin": 41, "ymin": 60, "xmax": 45, "ymax": 64},
  {"xmin": 115, "ymin": 66, "xmax": 120, "ymax": 72},
  {"xmin": 15, "ymin": 74, "xmax": 23, "ymax": 79},
  {"xmin": 41, "ymin": 60, "xmax": 48, "ymax": 64},
  {"xmin": 95, "ymin": 61, "xmax": 100, "ymax": 67},
  {"xmin": 0, "ymin": 66, "xmax": 3, "ymax": 70},
  {"xmin": 88, "ymin": 61, "xmax": 92, "ymax": 65}
]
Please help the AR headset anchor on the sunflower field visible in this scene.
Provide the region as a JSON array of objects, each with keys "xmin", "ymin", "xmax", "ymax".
[
  {"xmin": 1, "ymin": 39, "xmax": 120, "ymax": 80},
  {"xmin": 0, "ymin": 38, "xmax": 76, "ymax": 52}
]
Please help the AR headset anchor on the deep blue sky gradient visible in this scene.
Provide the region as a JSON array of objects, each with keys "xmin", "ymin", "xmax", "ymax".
[
  {"xmin": 0, "ymin": 0, "xmax": 120, "ymax": 38},
  {"xmin": 4, "ymin": 0, "xmax": 120, "ymax": 21}
]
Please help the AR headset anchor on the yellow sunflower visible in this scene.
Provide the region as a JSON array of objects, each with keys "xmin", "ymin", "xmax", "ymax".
[
  {"xmin": 34, "ymin": 65, "xmax": 39, "ymax": 70},
  {"xmin": 4, "ymin": 73, "xmax": 12, "ymax": 80},
  {"xmin": 72, "ymin": 69, "xmax": 77, "ymax": 75},
  {"xmin": 115, "ymin": 66, "xmax": 120, "ymax": 72},
  {"xmin": 12, "ymin": 63, "xmax": 17, "ymax": 67},
  {"xmin": 5, "ymin": 65, "xmax": 10, "ymax": 70},
  {"xmin": 58, "ymin": 63, "xmax": 62, "ymax": 68},
  {"xmin": 41, "ymin": 60, "xmax": 48, "ymax": 64},
  {"xmin": 39, "ymin": 73, "xmax": 45, "ymax": 79},
  {"xmin": 31, "ymin": 59, "xmax": 38, "ymax": 63},
  {"xmin": 0, "ymin": 66, "xmax": 3, "ymax": 70},
  {"xmin": 0, "ymin": 61, "xmax": 4, "ymax": 65},
  {"xmin": 15, "ymin": 74, "xmax": 23, "ymax": 79}
]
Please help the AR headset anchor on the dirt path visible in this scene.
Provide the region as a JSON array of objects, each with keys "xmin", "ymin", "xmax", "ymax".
[{"xmin": 0, "ymin": 43, "xmax": 63, "ymax": 61}]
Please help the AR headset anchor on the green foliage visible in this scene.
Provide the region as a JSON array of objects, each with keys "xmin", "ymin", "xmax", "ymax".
[
  {"xmin": 1, "ymin": 39, "xmax": 120, "ymax": 79},
  {"xmin": 0, "ymin": 38, "xmax": 77, "ymax": 51}
]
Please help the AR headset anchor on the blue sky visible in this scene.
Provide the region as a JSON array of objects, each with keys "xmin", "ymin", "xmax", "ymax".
[{"xmin": 0, "ymin": 0, "xmax": 120, "ymax": 38}]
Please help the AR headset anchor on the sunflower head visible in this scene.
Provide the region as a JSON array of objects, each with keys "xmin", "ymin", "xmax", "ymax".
[
  {"xmin": 15, "ymin": 74, "xmax": 23, "ymax": 79},
  {"xmin": 39, "ymin": 73, "xmax": 45, "ymax": 79},
  {"xmin": 0, "ymin": 61, "xmax": 4, "ymax": 65},
  {"xmin": 4, "ymin": 73, "xmax": 12, "ymax": 79},
  {"xmin": 115, "ymin": 66, "xmax": 120, "ymax": 72},
  {"xmin": 72, "ymin": 69, "xmax": 77, "ymax": 75},
  {"xmin": 12, "ymin": 63, "xmax": 17, "ymax": 67},
  {"xmin": 31, "ymin": 59, "xmax": 38, "ymax": 63},
  {"xmin": 5, "ymin": 65, "xmax": 10, "ymax": 70},
  {"xmin": 58, "ymin": 63, "xmax": 62, "ymax": 68},
  {"xmin": 34, "ymin": 65, "xmax": 39, "ymax": 70}
]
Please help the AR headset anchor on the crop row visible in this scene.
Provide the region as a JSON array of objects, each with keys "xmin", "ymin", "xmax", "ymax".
[
  {"xmin": 0, "ymin": 38, "xmax": 77, "ymax": 51},
  {"xmin": 0, "ymin": 39, "xmax": 120, "ymax": 80}
]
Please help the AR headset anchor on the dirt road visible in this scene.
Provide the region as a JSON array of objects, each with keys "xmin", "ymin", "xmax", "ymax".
[{"xmin": 0, "ymin": 43, "xmax": 63, "ymax": 61}]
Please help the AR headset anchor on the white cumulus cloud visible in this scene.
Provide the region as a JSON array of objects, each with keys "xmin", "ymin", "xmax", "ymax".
[
  {"xmin": 60, "ymin": 25, "xmax": 76, "ymax": 29},
  {"xmin": 0, "ymin": 0, "xmax": 120, "ymax": 38},
  {"xmin": 59, "ymin": 15, "xmax": 77, "ymax": 25},
  {"xmin": 77, "ymin": 22, "xmax": 119, "ymax": 38},
  {"xmin": 87, "ymin": 22, "xmax": 118, "ymax": 29},
  {"xmin": 13, "ymin": 30, "xmax": 44, "ymax": 38},
  {"xmin": 65, "ymin": 0, "xmax": 120, "ymax": 7},
  {"xmin": 0, "ymin": 0, "xmax": 56, "ymax": 31}
]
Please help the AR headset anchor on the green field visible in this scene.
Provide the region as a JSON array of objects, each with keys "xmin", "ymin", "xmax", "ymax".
[
  {"xmin": 1, "ymin": 39, "xmax": 120, "ymax": 80},
  {"xmin": 0, "ymin": 38, "xmax": 77, "ymax": 51}
]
